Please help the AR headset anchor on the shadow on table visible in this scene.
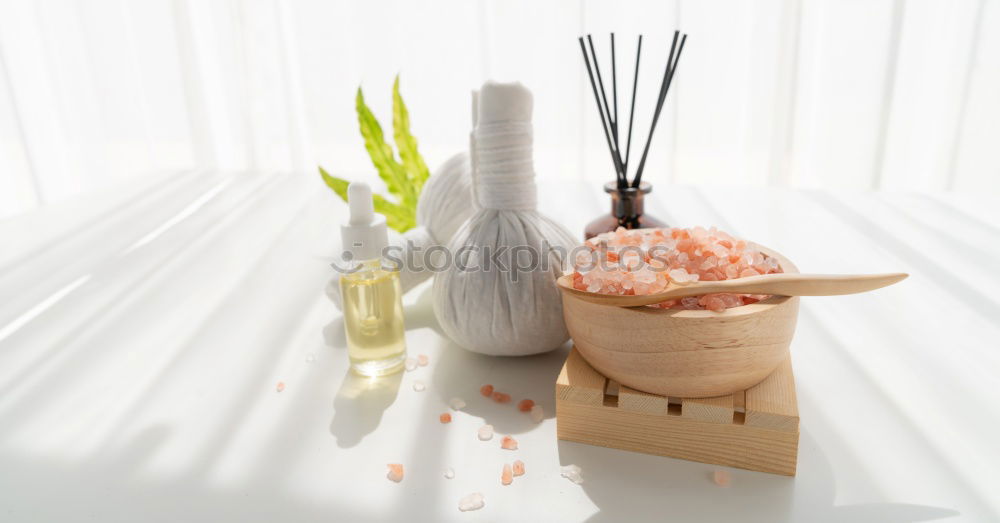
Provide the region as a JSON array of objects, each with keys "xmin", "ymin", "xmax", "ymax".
[
  {"xmin": 328, "ymin": 370, "xmax": 402, "ymax": 448},
  {"xmin": 559, "ymin": 431, "xmax": 959, "ymax": 523},
  {"xmin": 397, "ymin": 284, "xmax": 569, "ymax": 434},
  {"xmin": 0, "ymin": 443, "xmax": 375, "ymax": 522},
  {"xmin": 325, "ymin": 282, "xmax": 569, "ymax": 435},
  {"xmin": 324, "ymin": 284, "xmax": 438, "ymax": 448}
]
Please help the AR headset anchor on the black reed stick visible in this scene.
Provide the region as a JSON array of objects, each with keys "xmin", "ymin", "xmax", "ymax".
[
  {"xmin": 623, "ymin": 35, "xmax": 642, "ymax": 176},
  {"xmin": 579, "ymin": 31, "xmax": 686, "ymax": 188},
  {"xmin": 611, "ymin": 33, "xmax": 618, "ymax": 147},
  {"xmin": 586, "ymin": 35, "xmax": 618, "ymax": 147},
  {"xmin": 633, "ymin": 31, "xmax": 686, "ymax": 188},
  {"xmin": 578, "ymin": 37, "xmax": 625, "ymax": 185}
]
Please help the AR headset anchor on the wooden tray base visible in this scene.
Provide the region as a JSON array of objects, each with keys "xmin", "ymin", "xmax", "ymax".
[{"xmin": 555, "ymin": 347, "xmax": 800, "ymax": 476}]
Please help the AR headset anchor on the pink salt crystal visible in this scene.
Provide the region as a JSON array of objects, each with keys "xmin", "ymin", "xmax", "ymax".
[
  {"xmin": 739, "ymin": 268, "xmax": 759, "ymax": 278},
  {"xmin": 417, "ymin": 354, "xmax": 429, "ymax": 366},
  {"xmin": 576, "ymin": 227, "xmax": 780, "ymax": 311},
  {"xmin": 492, "ymin": 391, "xmax": 512, "ymax": 404},
  {"xmin": 439, "ymin": 413, "xmax": 452, "ymax": 424},
  {"xmin": 668, "ymin": 269, "xmax": 690, "ymax": 283},
  {"xmin": 518, "ymin": 399, "xmax": 535, "ymax": 412},
  {"xmin": 275, "ymin": 381, "xmax": 285, "ymax": 393},
  {"xmin": 501, "ymin": 463, "xmax": 513, "ymax": 485},
  {"xmin": 704, "ymin": 296, "xmax": 726, "ymax": 312},
  {"xmin": 480, "ymin": 384, "xmax": 494, "ymax": 397},
  {"xmin": 501, "ymin": 435, "xmax": 518, "ymax": 450},
  {"xmin": 478, "ymin": 424, "xmax": 494, "ymax": 441},
  {"xmin": 386, "ymin": 464, "xmax": 404, "ymax": 483},
  {"xmin": 512, "ymin": 460, "xmax": 525, "ymax": 476},
  {"xmin": 713, "ymin": 469, "xmax": 731, "ymax": 487}
]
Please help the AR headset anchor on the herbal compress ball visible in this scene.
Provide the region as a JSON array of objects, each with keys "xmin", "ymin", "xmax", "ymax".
[{"xmin": 433, "ymin": 82, "xmax": 576, "ymax": 356}]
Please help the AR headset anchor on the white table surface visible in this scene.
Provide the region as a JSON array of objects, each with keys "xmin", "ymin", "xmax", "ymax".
[{"xmin": 1, "ymin": 171, "xmax": 998, "ymax": 522}]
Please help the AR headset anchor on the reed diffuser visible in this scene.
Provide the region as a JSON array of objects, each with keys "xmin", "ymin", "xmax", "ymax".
[{"xmin": 579, "ymin": 31, "xmax": 687, "ymax": 240}]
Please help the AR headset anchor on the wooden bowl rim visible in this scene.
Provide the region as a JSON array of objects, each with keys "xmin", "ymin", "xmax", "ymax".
[{"xmin": 561, "ymin": 243, "xmax": 799, "ymax": 318}]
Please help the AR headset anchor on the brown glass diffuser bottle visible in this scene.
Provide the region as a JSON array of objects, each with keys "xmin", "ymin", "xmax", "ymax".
[{"xmin": 584, "ymin": 181, "xmax": 665, "ymax": 239}]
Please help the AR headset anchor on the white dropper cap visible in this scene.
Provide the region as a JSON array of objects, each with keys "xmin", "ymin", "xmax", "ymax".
[{"xmin": 341, "ymin": 182, "xmax": 388, "ymax": 262}]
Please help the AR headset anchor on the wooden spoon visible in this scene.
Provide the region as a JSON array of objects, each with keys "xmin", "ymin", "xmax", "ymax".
[{"xmin": 556, "ymin": 272, "xmax": 908, "ymax": 308}]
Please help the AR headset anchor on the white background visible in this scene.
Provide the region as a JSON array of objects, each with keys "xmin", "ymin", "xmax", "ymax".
[
  {"xmin": 1, "ymin": 0, "xmax": 998, "ymax": 220},
  {"xmin": 1, "ymin": 2, "xmax": 1000, "ymax": 520}
]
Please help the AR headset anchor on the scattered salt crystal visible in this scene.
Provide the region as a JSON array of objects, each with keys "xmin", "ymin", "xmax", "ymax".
[
  {"xmin": 713, "ymin": 469, "xmax": 731, "ymax": 487},
  {"xmin": 561, "ymin": 464, "xmax": 584, "ymax": 484},
  {"xmin": 458, "ymin": 492, "xmax": 485, "ymax": 512},
  {"xmin": 443, "ymin": 467, "xmax": 455, "ymax": 479},
  {"xmin": 439, "ymin": 413, "xmax": 452, "ymax": 423},
  {"xmin": 480, "ymin": 384, "xmax": 494, "ymax": 397},
  {"xmin": 412, "ymin": 380, "xmax": 425, "ymax": 392},
  {"xmin": 404, "ymin": 358, "xmax": 418, "ymax": 372},
  {"xmin": 529, "ymin": 404, "xmax": 544, "ymax": 423},
  {"xmin": 417, "ymin": 354, "xmax": 429, "ymax": 366},
  {"xmin": 275, "ymin": 381, "xmax": 285, "ymax": 393},
  {"xmin": 386, "ymin": 463, "xmax": 404, "ymax": 483},
  {"xmin": 478, "ymin": 424, "xmax": 494, "ymax": 441},
  {"xmin": 512, "ymin": 460, "xmax": 525, "ymax": 476},
  {"xmin": 518, "ymin": 399, "xmax": 535, "ymax": 412},
  {"xmin": 500, "ymin": 435, "xmax": 518, "ymax": 450},
  {"xmin": 449, "ymin": 397, "xmax": 466, "ymax": 410},
  {"xmin": 501, "ymin": 463, "xmax": 513, "ymax": 485},
  {"xmin": 492, "ymin": 391, "xmax": 512, "ymax": 404}
]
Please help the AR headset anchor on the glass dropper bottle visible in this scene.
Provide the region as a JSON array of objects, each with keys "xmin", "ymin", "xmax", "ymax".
[{"xmin": 339, "ymin": 182, "xmax": 407, "ymax": 376}]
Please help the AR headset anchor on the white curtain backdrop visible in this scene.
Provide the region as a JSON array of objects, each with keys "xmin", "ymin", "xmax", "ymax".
[{"xmin": 0, "ymin": 0, "xmax": 997, "ymax": 220}]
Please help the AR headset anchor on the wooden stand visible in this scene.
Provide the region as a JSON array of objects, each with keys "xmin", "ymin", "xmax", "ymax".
[{"xmin": 556, "ymin": 347, "xmax": 800, "ymax": 476}]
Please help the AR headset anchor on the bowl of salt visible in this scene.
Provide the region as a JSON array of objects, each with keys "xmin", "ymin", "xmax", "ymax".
[{"xmin": 558, "ymin": 227, "xmax": 799, "ymax": 398}]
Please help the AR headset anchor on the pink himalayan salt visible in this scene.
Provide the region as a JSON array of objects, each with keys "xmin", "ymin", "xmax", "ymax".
[
  {"xmin": 713, "ymin": 469, "xmax": 731, "ymax": 487},
  {"xmin": 275, "ymin": 381, "xmax": 285, "ymax": 393},
  {"xmin": 572, "ymin": 226, "xmax": 782, "ymax": 311},
  {"xmin": 501, "ymin": 463, "xmax": 513, "ymax": 485},
  {"xmin": 386, "ymin": 463, "xmax": 404, "ymax": 483},
  {"xmin": 417, "ymin": 354, "xmax": 429, "ymax": 366},
  {"xmin": 512, "ymin": 460, "xmax": 525, "ymax": 477},
  {"xmin": 518, "ymin": 399, "xmax": 535, "ymax": 412},
  {"xmin": 501, "ymin": 435, "xmax": 518, "ymax": 450},
  {"xmin": 478, "ymin": 424, "xmax": 494, "ymax": 441},
  {"xmin": 480, "ymin": 384, "xmax": 494, "ymax": 397},
  {"xmin": 439, "ymin": 413, "xmax": 452, "ymax": 423},
  {"xmin": 492, "ymin": 391, "xmax": 512, "ymax": 404}
]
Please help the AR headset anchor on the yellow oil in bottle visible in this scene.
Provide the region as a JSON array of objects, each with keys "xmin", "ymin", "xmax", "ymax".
[{"xmin": 340, "ymin": 259, "xmax": 406, "ymax": 376}]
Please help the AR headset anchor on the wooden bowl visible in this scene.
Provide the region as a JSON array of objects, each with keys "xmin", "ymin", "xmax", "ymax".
[{"xmin": 558, "ymin": 246, "xmax": 799, "ymax": 398}]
